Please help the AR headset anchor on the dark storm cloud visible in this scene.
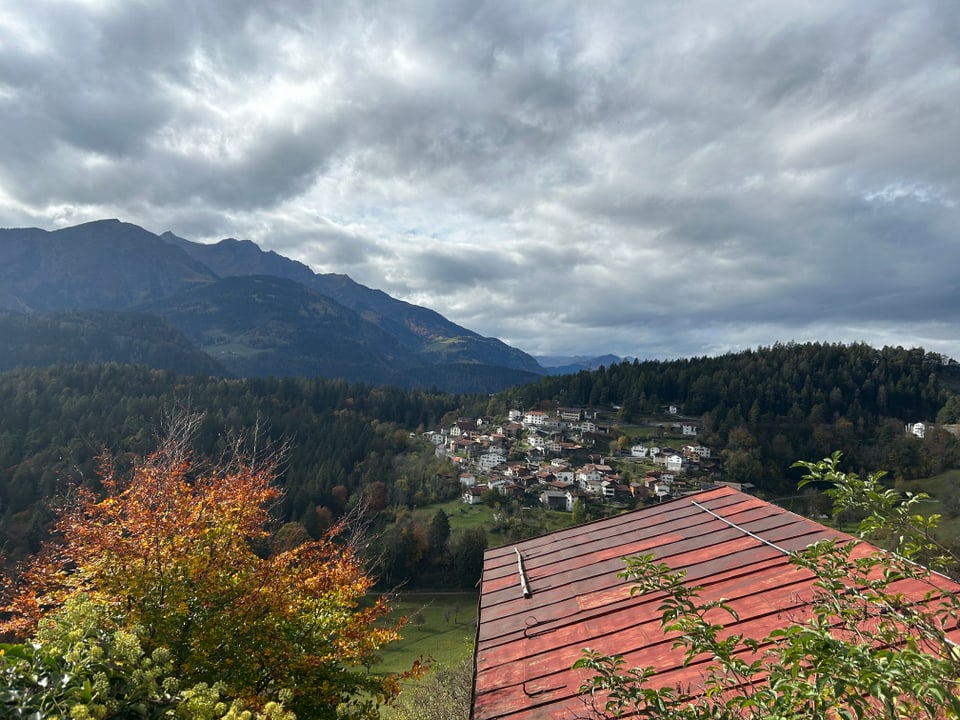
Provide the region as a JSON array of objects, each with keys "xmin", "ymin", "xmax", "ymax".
[{"xmin": 1, "ymin": 0, "xmax": 959, "ymax": 359}]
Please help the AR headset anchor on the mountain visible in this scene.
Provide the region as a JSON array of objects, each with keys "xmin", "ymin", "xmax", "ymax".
[
  {"xmin": 535, "ymin": 353, "xmax": 627, "ymax": 375},
  {"xmin": 140, "ymin": 275, "xmax": 410, "ymax": 384},
  {"xmin": 0, "ymin": 220, "xmax": 544, "ymax": 391},
  {"xmin": 161, "ymin": 232, "xmax": 542, "ymax": 372},
  {"xmin": 0, "ymin": 310, "xmax": 227, "ymax": 376},
  {"xmin": 0, "ymin": 221, "xmax": 216, "ymax": 311}
]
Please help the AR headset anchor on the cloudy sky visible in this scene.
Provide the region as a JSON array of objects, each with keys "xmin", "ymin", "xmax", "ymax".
[{"xmin": 2, "ymin": 1, "xmax": 959, "ymax": 361}]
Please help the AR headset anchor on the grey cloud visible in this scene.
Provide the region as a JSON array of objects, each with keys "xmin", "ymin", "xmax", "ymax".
[{"xmin": 2, "ymin": 1, "xmax": 960, "ymax": 359}]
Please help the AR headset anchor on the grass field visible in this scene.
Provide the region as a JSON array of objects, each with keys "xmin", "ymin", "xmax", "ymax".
[
  {"xmin": 377, "ymin": 592, "xmax": 479, "ymax": 675},
  {"xmin": 399, "ymin": 496, "xmax": 494, "ymax": 530},
  {"xmin": 403, "ymin": 496, "xmax": 578, "ymax": 546},
  {"xmin": 896, "ymin": 468, "xmax": 960, "ymax": 543}
]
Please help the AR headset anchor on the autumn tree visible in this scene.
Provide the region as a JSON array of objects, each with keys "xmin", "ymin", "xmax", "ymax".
[{"xmin": 1, "ymin": 415, "xmax": 415, "ymax": 720}]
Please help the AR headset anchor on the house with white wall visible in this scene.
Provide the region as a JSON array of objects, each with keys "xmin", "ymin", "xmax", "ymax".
[
  {"xmin": 478, "ymin": 451, "xmax": 506, "ymax": 471},
  {"xmin": 683, "ymin": 444, "xmax": 711, "ymax": 459},
  {"xmin": 552, "ymin": 467, "xmax": 575, "ymax": 484},
  {"xmin": 523, "ymin": 410, "xmax": 547, "ymax": 427},
  {"xmin": 463, "ymin": 485, "xmax": 487, "ymax": 505},
  {"xmin": 906, "ymin": 422, "xmax": 926, "ymax": 439},
  {"xmin": 576, "ymin": 464, "xmax": 603, "ymax": 488}
]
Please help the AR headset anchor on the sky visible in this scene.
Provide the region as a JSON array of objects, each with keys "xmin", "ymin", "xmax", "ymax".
[{"xmin": 1, "ymin": 1, "xmax": 959, "ymax": 362}]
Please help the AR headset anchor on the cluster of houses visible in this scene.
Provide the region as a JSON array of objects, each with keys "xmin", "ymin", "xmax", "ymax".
[{"xmin": 422, "ymin": 407, "xmax": 719, "ymax": 512}]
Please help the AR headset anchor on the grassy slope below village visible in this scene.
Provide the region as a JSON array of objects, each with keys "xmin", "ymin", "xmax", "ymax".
[
  {"xmin": 377, "ymin": 593, "xmax": 480, "ymax": 675},
  {"xmin": 373, "ymin": 496, "xmax": 579, "ymax": 674}
]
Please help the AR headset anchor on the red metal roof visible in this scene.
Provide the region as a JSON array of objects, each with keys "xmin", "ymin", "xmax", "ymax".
[{"xmin": 471, "ymin": 486, "xmax": 960, "ymax": 720}]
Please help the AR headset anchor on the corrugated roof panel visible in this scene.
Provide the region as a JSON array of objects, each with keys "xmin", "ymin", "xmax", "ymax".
[{"xmin": 472, "ymin": 487, "xmax": 960, "ymax": 720}]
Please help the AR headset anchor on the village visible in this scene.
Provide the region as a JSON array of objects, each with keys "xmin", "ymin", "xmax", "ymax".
[{"xmin": 423, "ymin": 405, "xmax": 732, "ymax": 516}]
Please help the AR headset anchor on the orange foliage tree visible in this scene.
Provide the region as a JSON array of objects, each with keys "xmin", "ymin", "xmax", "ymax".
[{"xmin": 1, "ymin": 417, "xmax": 415, "ymax": 720}]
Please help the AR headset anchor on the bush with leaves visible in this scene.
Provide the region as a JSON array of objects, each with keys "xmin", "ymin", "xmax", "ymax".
[
  {"xmin": 1, "ymin": 415, "xmax": 417, "ymax": 720},
  {"xmin": 575, "ymin": 453, "xmax": 960, "ymax": 719},
  {"xmin": 1, "ymin": 594, "xmax": 294, "ymax": 719},
  {"xmin": 392, "ymin": 654, "xmax": 474, "ymax": 720}
]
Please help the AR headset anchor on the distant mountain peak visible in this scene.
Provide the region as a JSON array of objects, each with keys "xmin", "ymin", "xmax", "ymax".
[
  {"xmin": 0, "ymin": 221, "xmax": 545, "ymax": 391},
  {"xmin": 535, "ymin": 354, "xmax": 626, "ymax": 375}
]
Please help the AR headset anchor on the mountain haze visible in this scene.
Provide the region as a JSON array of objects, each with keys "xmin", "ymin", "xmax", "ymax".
[
  {"xmin": 535, "ymin": 354, "xmax": 627, "ymax": 375},
  {"xmin": 0, "ymin": 220, "xmax": 544, "ymax": 390}
]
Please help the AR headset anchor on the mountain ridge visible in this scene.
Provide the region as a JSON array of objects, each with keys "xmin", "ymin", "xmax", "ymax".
[
  {"xmin": 0, "ymin": 219, "xmax": 545, "ymax": 391},
  {"xmin": 162, "ymin": 230, "xmax": 541, "ymax": 371}
]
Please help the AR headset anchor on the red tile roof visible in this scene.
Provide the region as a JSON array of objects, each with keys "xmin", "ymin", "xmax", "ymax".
[{"xmin": 471, "ymin": 486, "xmax": 960, "ymax": 720}]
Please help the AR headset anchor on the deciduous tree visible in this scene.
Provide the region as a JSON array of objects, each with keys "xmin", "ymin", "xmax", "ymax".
[
  {"xmin": 1, "ymin": 416, "xmax": 415, "ymax": 720},
  {"xmin": 1, "ymin": 594, "xmax": 295, "ymax": 719}
]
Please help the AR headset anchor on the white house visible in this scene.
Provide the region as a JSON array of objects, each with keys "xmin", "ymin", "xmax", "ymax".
[
  {"xmin": 576, "ymin": 464, "xmax": 603, "ymax": 488},
  {"xmin": 582, "ymin": 478, "xmax": 606, "ymax": 496},
  {"xmin": 523, "ymin": 411, "xmax": 547, "ymax": 427},
  {"xmin": 450, "ymin": 421, "xmax": 475, "ymax": 438},
  {"xmin": 459, "ymin": 472, "xmax": 477, "ymax": 487},
  {"xmin": 478, "ymin": 451, "xmax": 506, "ymax": 471},
  {"xmin": 630, "ymin": 444, "xmax": 649, "ymax": 458},
  {"xmin": 542, "ymin": 416, "xmax": 565, "ymax": 431},
  {"xmin": 508, "ymin": 409, "xmax": 523, "ymax": 422},
  {"xmin": 463, "ymin": 485, "xmax": 487, "ymax": 505},
  {"xmin": 553, "ymin": 468, "xmax": 575, "ymax": 484},
  {"xmin": 906, "ymin": 422, "xmax": 926, "ymax": 439},
  {"xmin": 653, "ymin": 482, "xmax": 672, "ymax": 499},
  {"xmin": 559, "ymin": 408, "xmax": 584, "ymax": 422},
  {"xmin": 681, "ymin": 424, "xmax": 699, "ymax": 436},
  {"xmin": 683, "ymin": 444, "xmax": 711, "ymax": 459}
]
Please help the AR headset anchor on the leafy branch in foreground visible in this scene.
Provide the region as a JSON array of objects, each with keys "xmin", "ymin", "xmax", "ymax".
[
  {"xmin": 575, "ymin": 454, "xmax": 960, "ymax": 720},
  {"xmin": 795, "ymin": 450, "xmax": 958, "ymax": 572}
]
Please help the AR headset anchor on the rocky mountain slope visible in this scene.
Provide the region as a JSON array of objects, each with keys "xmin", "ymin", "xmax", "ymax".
[{"xmin": 0, "ymin": 220, "xmax": 544, "ymax": 391}]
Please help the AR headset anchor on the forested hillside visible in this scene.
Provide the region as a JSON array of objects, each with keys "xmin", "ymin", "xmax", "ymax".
[
  {"xmin": 0, "ymin": 364, "xmax": 472, "ymax": 567},
  {"xmin": 0, "ymin": 310, "xmax": 228, "ymax": 376},
  {"xmin": 504, "ymin": 342, "xmax": 960, "ymax": 491},
  {"xmin": 3, "ymin": 342, "xmax": 959, "ymax": 580}
]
